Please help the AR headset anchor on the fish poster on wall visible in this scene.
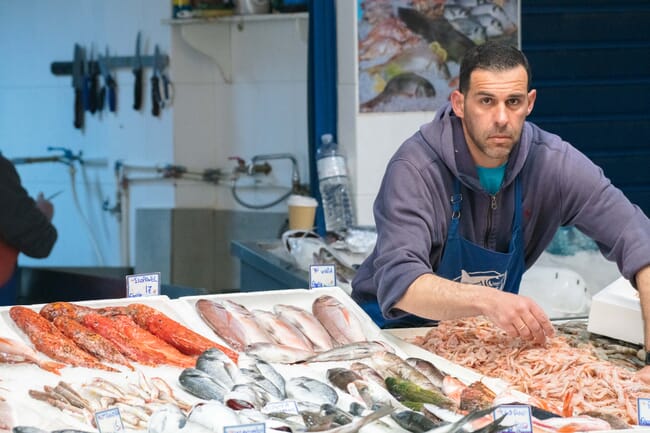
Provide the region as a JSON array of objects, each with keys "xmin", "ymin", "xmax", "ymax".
[{"xmin": 358, "ymin": 0, "xmax": 520, "ymax": 113}]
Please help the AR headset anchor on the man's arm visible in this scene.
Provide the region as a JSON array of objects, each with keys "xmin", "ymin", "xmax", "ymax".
[
  {"xmin": 394, "ymin": 273, "xmax": 555, "ymax": 344},
  {"xmin": 635, "ymin": 266, "xmax": 650, "ymax": 382}
]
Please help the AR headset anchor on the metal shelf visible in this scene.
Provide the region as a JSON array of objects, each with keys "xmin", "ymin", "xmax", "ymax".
[{"xmin": 164, "ymin": 13, "xmax": 308, "ymax": 83}]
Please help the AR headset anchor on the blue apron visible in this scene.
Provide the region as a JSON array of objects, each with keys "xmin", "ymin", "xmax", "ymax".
[
  {"xmin": 0, "ymin": 267, "xmax": 18, "ymax": 307},
  {"xmin": 361, "ymin": 177, "xmax": 525, "ymax": 328}
]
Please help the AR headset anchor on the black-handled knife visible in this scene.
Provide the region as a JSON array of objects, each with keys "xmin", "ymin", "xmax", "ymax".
[
  {"xmin": 132, "ymin": 32, "xmax": 143, "ymax": 111},
  {"xmin": 72, "ymin": 44, "xmax": 85, "ymax": 129},
  {"xmin": 151, "ymin": 75, "xmax": 161, "ymax": 117}
]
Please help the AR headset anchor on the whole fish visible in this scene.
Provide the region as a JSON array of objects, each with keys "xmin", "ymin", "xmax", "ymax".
[
  {"xmin": 350, "ymin": 361, "xmax": 388, "ymax": 389},
  {"xmin": 303, "ymin": 341, "xmax": 393, "ymax": 364},
  {"xmin": 244, "ymin": 342, "xmax": 314, "ymax": 364},
  {"xmin": 370, "ymin": 351, "xmax": 442, "ymax": 394},
  {"xmin": 386, "ymin": 377, "xmax": 457, "ymax": 410},
  {"xmin": 0, "ymin": 335, "xmax": 65, "ymax": 375},
  {"xmin": 147, "ymin": 404, "xmax": 187, "ymax": 433},
  {"xmin": 360, "ymin": 72, "xmax": 436, "ymax": 113},
  {"xmin": 195, "ymin": 348, "xmax": 239, "ymax": 390},
  {"xmin": 178, "ymin": 368, "xmax": 228, "ymax": 401},
  {"xmin": 51, "ymin": 316, "xmax": 134, "ymax": 370},
  {"xmin": 347, "ymin": 379, "xmax": 401, "ymax": 410},
  {"xmin": 406, "ymin": 357, "xmax": 446, "ymax": 388},
  {"xmin": 125, "ymin": 303, "xmax": 238, "ymax": 362},
  {"xmin": 9, "ymin": 306, "xmax": 116, "ymax": 372},
  {"xmin": 251, "ymin": 309, "xmax": 315, "ymax": 352},
  {"xmin": 327, "ymin": 367, "xmax": 363, "ymax": 392},
  {"xmin": 94, "ymin": 314, "xmax": 196, "ymax": 368},
  {"xmin": 224, "ymin": 383, "xmax": 271, "ymax": 410},
  {"xmin": 237, "ymin": 369, "xmax": 284, "ymax": 400},
  {"xmin": 323, "ymin": 405, "xmax": 396, "ymax": 433},
  {"xmin": 185, "ymin": 401, "xmax": 241, "ymax": 431},
  {"xmin": 237, "ymin": 355, "xmax": 286, "ymax": 398},
  {"xmin": 274, "ymin": 304, "xmax": 335, "ymax": 351},
  {"xmin": 81, "ymin": 313, "xmax": 165, "ymax": 366},
  {"xmin": 312, "ymin": 295, "xmax": 367, "ymax": 345},
  {"xmin": 392, "ymin": 409, "xmax": 441, "ymax": 433},
  {"xmin": 421, "ymin": 406, "xmax": 508, "ymax": 433},
  {"xmin": 195, "ymin": 299, "xmax": 273, "ymax": 352},
  {"xmin": 286, "ymin": 376, "xmax": 338, "ymax": 406},
  {"xmin": 39, "ymin": 301, "xmax": 95, "ymax": 321}
]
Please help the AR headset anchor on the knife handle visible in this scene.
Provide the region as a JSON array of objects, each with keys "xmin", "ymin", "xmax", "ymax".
[
  {"xmin": 151, "ymin": 75, "xmax": 161, "ymax": 117},
  {"xmin": 133, "ymin": 68, "xmax": 143, "ymax": 110},
  {"xmin": 107, "ymin": 78, "xmax": 117, "ymax": 113},
  {"xmin": 74, "ymin": 88, "xmax": 84, "ymax": 129}
]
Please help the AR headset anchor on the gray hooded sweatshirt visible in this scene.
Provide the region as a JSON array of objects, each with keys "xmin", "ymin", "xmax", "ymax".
[{"xmin": 351, "ymin": 102, "xmax": 650, "ymax": 321}]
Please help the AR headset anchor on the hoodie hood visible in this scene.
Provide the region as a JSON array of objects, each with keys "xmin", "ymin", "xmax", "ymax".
[{"xmin": 418, "ymin": 102, "xmax": 533, "ymax": 191}]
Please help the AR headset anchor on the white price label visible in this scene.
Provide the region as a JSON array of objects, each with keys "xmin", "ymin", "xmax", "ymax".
[
  {"xmin": 638, "ymin": 398, "xmax": 650, "ymax": 425},
  {"xmin": 95, "ymin": 407, "xmax": 124, "ymax": 433},
  {"xmin": 310, "ymin": 264, "xmax": 337, "ymax": 288},
  {"xmin": 224, "ymin": 422, "xmax": 266, "ymax": 433},
  {"xmin": 493, "ymin": 405, "xmax": 532, "ymax": 433},
  {"xmin": 126, "ymin": 272, "xmax": 160, "ymax": 297}
]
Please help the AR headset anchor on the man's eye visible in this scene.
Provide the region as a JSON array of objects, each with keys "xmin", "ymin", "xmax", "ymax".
[
  {"xmin": 480, "ymin": 97, "xmax": 492, "ymax": 104},
  {"xmin": 508, "ymin": 99, "xmax": 522, "ymax": 106}
]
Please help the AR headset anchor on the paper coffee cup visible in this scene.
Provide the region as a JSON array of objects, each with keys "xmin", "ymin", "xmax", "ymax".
[{"xmin": 288, "ymin": 195, "xmax": 318, "ymax": 230}]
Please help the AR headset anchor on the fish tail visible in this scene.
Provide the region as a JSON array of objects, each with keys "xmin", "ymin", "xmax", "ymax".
[{"xmin": 39, "ymin": 360, "xmax": 66, "ymax": 375}]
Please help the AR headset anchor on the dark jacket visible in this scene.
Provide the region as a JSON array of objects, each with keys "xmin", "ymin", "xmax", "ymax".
[
  {"xmin": 0, "ymin": 155, "xmax": 57, "ymax": 258},
  {"xmin": 351, "ymin": 103, "xmax": 650, "ymax": 321}
]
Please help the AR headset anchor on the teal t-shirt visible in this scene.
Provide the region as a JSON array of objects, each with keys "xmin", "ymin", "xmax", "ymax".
[{"xmin": 476, "ymin": 164, "xmax": 506, "ymax": 195}]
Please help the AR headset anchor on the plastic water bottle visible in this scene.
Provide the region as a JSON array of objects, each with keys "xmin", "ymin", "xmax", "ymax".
[{"xmin": 317, "ymin": 134, "xmax": 355, "ymax": 234}]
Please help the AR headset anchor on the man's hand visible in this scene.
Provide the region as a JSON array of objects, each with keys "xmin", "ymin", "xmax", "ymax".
[
  {"xmin": 636, "ymin": 365, "xmax": 650, "ymax": 384},
  {"xmin": 483, "ymin": 291, "xmax": 555, "ymax": 345},
  {"xmin": 35, "ymin": 192, "xmax": 54, "ymax": 221}
]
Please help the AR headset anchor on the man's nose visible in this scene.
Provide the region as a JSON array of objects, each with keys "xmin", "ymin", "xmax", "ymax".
[{"xmin": 494, "ymin": 103, "xmax": 509, "ymax": 125}]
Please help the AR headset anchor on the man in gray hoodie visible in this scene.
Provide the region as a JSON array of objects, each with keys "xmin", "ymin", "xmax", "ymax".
[{"xmin": 351, "ymin": 42, "xmax": 650, "ymax": 357}]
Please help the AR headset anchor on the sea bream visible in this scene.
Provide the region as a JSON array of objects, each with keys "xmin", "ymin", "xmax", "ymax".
[
  {"xmin": 312, "ymin": 295, "xmax": 368, "ymax": 345},
  {"xmin": 251, "ymin": 309, "xmax": 315, "ymax": 352},
  {"xmin": 195, "ymin": 299, "xmax": 274, "ymax": 352},
  {"xmin": 274, "ymin": 304, "xmax": 336, "ymax": 351}
]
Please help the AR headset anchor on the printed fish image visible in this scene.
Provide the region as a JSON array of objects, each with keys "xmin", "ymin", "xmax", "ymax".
[
  {"xmin": 360, "ymin": 72, "xmax": 436, "ymax": 112},
  {"xmin": 398, "ymin": 7, "xmax": 476, "ymax": 63}
]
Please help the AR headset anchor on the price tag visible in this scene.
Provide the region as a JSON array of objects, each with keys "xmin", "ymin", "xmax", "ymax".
[
  {"xmin": 493, "ymin": 405, "xmax": 532, "ymax": 433},
  {"xmin": 638, "ymin": 398, "xmax": 650, "ymax": 425},
  {"xmin": 262, "ymin": 400, "xmax": 299, "ymax": 416},
  {"xmin": 95, "ymin": 407, "xmax": 124, "ymax": 433},
  {"xmin": 310, "ymin": 264, "xmax": 336, "ymax": 288},
  {"xmin": 224, "ymin": 422, "xmax": 266, "ymax": 433},
  {"xmin": 125, "ymin": 272, "xmax": 160, "ymax": 298}
]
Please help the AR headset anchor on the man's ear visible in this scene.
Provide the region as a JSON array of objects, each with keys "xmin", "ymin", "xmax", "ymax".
[
  {"xmin": 526, "ymin": 89, "xmax": 537, "ymax": 116},
  {"xmin": 450, "ymin": 89, "xmax": 464, "ymax": 118}
]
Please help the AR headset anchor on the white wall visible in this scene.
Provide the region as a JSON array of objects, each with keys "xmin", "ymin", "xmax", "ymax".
[{"xmin": 0, "ymin": 3, "xmax": 309, "ymax": 269}]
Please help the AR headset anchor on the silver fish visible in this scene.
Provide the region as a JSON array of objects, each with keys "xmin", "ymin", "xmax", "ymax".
[
  {"xmin": 195, "ymin": 348, "xmax": 239, "ymax": 390},
  {"xmin": 244, "ymin": 342, "xmax": 314, "ymax": 364},
  {"xmin": 449, "ymin": 17, "xmax": 488, "ymax": 44},
  {"xmin": 286, "ymin": 376, "xmax": 339, "ymax": 406},
  {"xmin": 406, "ymin": 357, "xmax": 446, "ymax": 389},
  {"xmin": 392, "ymin": 409, "xmax": 441, "ymax": 433},
  {"xmin": 303, "ymin": 341, "xmax": 393, "ymax": 363},
  {"xmin": 147, "ymin": 404, "xmax": 187, "ymax": 433},
  {"xmin": 324, "ymin": 405, "xmax": 396, "ymax": 433},
  {"xmin": 473, "ymin": 14, "xmax": 505, "ymax": 37},
  {"xmin": 312, "ymin": 295, "xmax": 368, "ymax": 345},
  {"xmin": 224, "ymin": 383, "xmax": 270, "ymax": 411},
  {"xmin": 185, "ymin": 401, "xmax": 241, "ymax": 431},
  {"xmin": 237, "ymin": 369, "xmax": 284, "ymax": 400},
  {"xmin": 443, "ymin": 5, "xmax": 469, "ymax": 21},
  {"xmin": 274, "ymin": 304, "xmax": 335, "ymax": 351},
  {"xmin": 350, "ymin": 361, "xmax": 388, "ymax": 389},
  {"xmin": 178, "ymin": 368, "xmax": 228, "ymax": 401},
  {"xmin": 238, "ymin": 355, "xmax": 286, "ymax": 398},
  {"xmin": 370, "ymin": 352, "xmax": 442, "ymax": 393},
  {"xmin": 469, "ymin": 4, "xmax": 516, "ymax": 33},
  {"xmin": 347, "ymin": 379, "xmax": 401, "ymax": 410}
]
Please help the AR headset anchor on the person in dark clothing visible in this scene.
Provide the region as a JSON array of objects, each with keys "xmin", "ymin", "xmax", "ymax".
[
  {"xmin": 351, "ymin": 42, "xmax": 650, "ymax": 357},
  {"xmin": 0, "ymin": 154, "xmax": 57, "ymax": 305}
]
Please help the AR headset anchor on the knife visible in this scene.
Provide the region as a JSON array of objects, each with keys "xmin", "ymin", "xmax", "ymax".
[
  {"xmin": 132, "ymin": 31, "xmax": 143, "ymax": 111},
  {"xmin": 98, "ymin": 47, "xmax": 117, "ymax": 113},
  {"xmin": 151, "ymin": 45, "xmax": 162, "ymax": 117},
  {"xmin": 83, "ymin": 46, "xmax": 99, "ymax": 114},
  {"xmin": 72, "ymin": 44, "xmax": 85, "ymax": 129}
]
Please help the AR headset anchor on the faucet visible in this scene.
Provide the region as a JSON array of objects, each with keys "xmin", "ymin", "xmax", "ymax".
[{"xmin": 250, "ymin": 153, "xmax": 301, "ymax": 193}]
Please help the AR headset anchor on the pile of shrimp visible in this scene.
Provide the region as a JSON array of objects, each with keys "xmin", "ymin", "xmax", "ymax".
[{"xmin": 414, "ymin": 316, "xmax": 650, "ymax": 424}]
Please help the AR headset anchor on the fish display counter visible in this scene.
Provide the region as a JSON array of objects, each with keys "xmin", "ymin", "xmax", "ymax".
[{"xmin": 0, "ymin": 286, "xmax": 648, "ymax": 433}]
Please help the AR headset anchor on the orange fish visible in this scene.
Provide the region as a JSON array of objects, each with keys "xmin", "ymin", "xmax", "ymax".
[
  {"xmin": 52, "ymin": 316, "xmax": 134, "ymax": 370},
  {"xmin": 125, "ymin": 303, "xmax": 238, "ymax": 362},
  {"xmin": 9, "ymin": 306, "xmax": 116, "ymax": 372},
  {"xmin": 0, "ymin": 335, "xmax": 65, "ymax": 375}
]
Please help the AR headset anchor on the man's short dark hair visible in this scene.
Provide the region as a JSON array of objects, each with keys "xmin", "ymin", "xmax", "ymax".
[{"xmin": 458, "ymin": 41, "xmax": 532, "ymax": 94}]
